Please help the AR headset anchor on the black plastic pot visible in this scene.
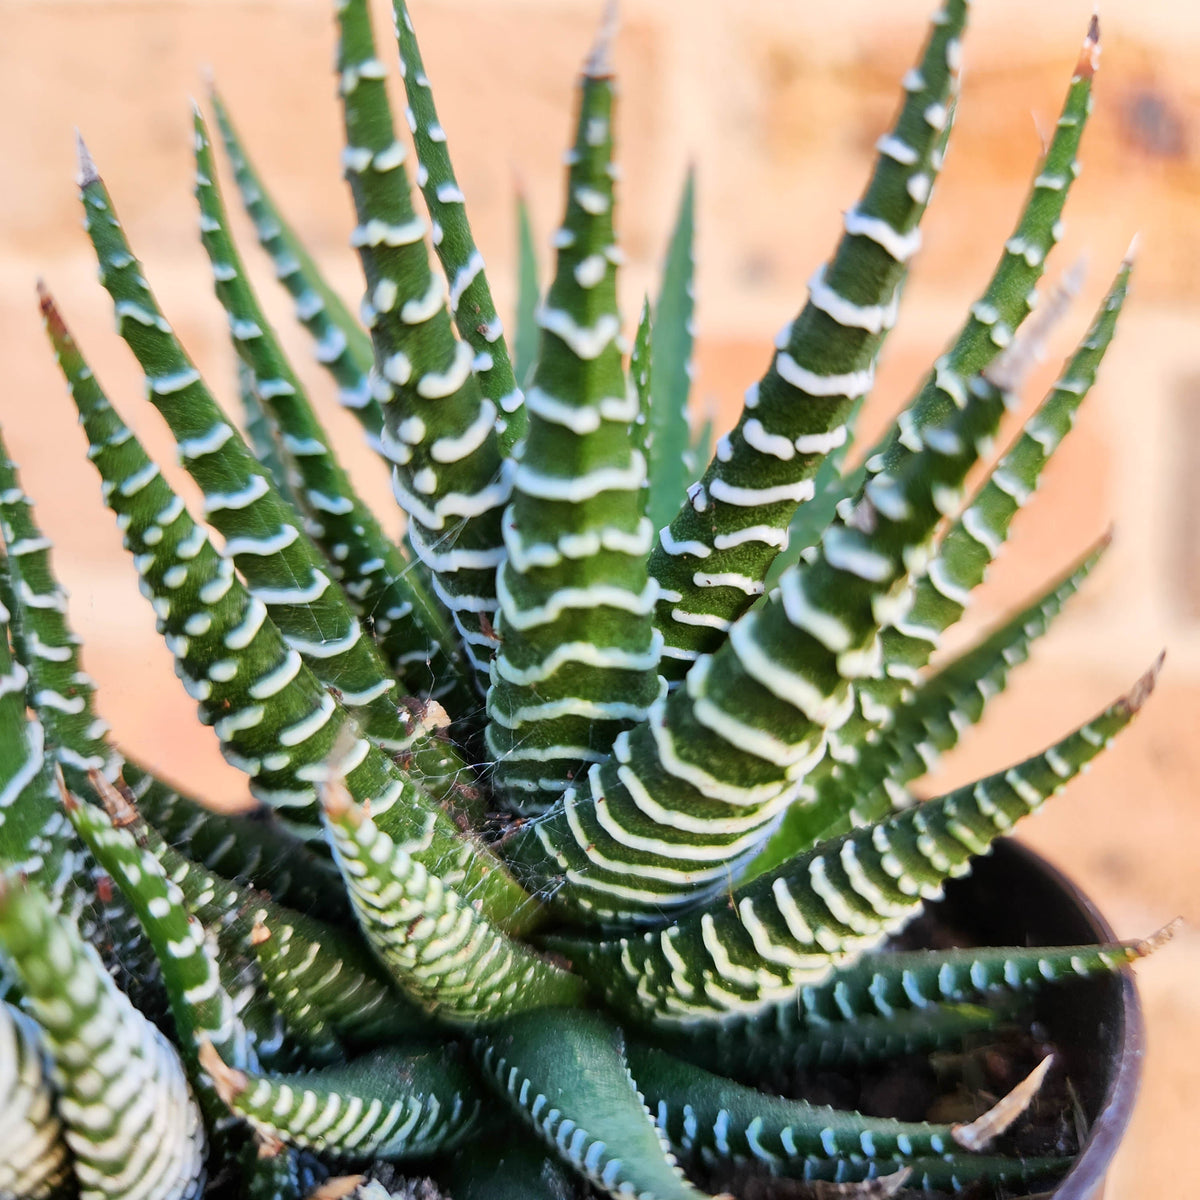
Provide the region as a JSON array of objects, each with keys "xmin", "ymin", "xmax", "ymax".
[{"xmin": 934, "ymin": 839, "xmax": 1142, "ymax": 1200}]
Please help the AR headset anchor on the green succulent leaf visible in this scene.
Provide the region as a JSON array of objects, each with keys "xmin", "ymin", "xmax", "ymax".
[
  {"xmin": 762, "ymin": 393, "xmax": 864, "ymax": 591},
  {"xmin": 248, "ymin": 909, "xmax": 423, "ymax": 1056},
  {"xmin": 0, "ymin": 588, "xmax": 76, "ymax": 889},
  {"xmin": 393, "ymin": 0, "xmax": 526, "ymax": 452},
  {"xmin": 0, "ymin": 489, "xmax": 170, "ymax": 1017},
  {"xmin": 647, "ymin": 0, "xmax": 968, "ymax": 679},
  {"xmin": 748, "ymin": 534, "xmax": 1110, "ymax": 878},
  {"xmin": 842, "ymin": 243, "xmax": 1131, "ymax": 760},
  {"xmin": 202, "ymin": 1040, "xmax": 482, "ymax": 1162},
  {"xmin": 559, "ymin": 660, "xmax": 1157, "ymax": 1026},
  {"xmin": 870, "ymin": 25, "xmax": 1100, "ymax": 477},
  {"xmin": 506, "ymin": 328, "xmax": 1012, "ymax": 928},
  {"xmin": 42, "ymin": 291, "xmax": 532, "ymax": 931},
  {"xmin": 78, "ymin": 152, "xmax": 428, "ymax": 764},
  {"xmin": 321, "ymin": 771, "xmax": 583, "ymax": 1023},
  {"xmin": 879, "ymin": 540, "xmax": 1109, "ymax": 797},
  {"xmin": 209, "ymin": 89, "xmax": 383, "ymax": 448},
  {"xmin": 63, "ymin": 787, "xmax": 256, "ymax": 1084},
  {"xmin": 193, "ymin": 105, "xmax": 476, "ymax": 725},
  {"xmin": 646, "ymin": 169, "xmax": 696, "ymax": 534},
  {"xmin": 656, "ymin": 933, "xmax": 1157, "ymax": 1082},
  {"xmin": 485, "ymin": 40, "xmax": 659, "ymax": 813},
  {"xmin": 514, "ymin": 193, "xmax": 542, "ymax": 389},
  {"xmin": 475, "ymin": 1008, "xmax": 711, "ymax": 1200},
  {"xmin": 0, "ymin": 558, "xmax": 156, "ymax": 1008},
  {"xmin": 631, "ymin": 295, "xmax": 653, "ymax": 462},
  {"xmin": 237, "ymin": 359, "xmax": 302, "ymax": 511},
  {"xmin": 335, "ymin": 0, "xmax": 509, "ymax": 689},
  {"xmin": 631, "ymin": 1044, "xmax": 1069, "ymax": 1193},
  {"xmin": 0, "ymin": 434, "xmax": 117, "ymax": 787},
  {"xmin": 0, "ymin": 1000, "xmax": 73, "ymax": 1200}
]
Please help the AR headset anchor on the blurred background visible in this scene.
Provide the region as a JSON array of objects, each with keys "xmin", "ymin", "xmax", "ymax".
[{"xmin": 1, "ymin": 0, "xmax": 1197, "ymax": 1193}]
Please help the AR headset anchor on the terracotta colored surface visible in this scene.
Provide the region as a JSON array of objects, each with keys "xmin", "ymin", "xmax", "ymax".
[{"xmin": 2, "ymin": 2, "xmax": 1197, "ymax": 1195}]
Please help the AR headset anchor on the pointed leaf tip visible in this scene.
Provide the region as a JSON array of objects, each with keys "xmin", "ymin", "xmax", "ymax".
[
  {"xmin": 317, "ymin": 723, "xmax": 363, "ymax": 820},
  {"xmin": 36, "ymin": 278, "xmax": 56, "ymax": 316},
  {"xmin": 86, "ymin": 767, "xmax": 138, "ymax": 826},
  {"xmin": 38, "ymin": 286, "xmax": 77, "ymax": 359},
  {"xmin": 51, "ymin": 764, "xmax": 80, "ymax": 814},
  {"xmin": 1124, "ymin": 231, "xmax": 1142, "ymax": 265},
  {"xmin": 75, "ymin": 130, "xmax": 99, "ymax": 187},
  {"xmin": 952, "ymin": 1054, "xmax": 1054, "ymax": 1151},
  {"xmin": 1061, "ymin": 251, "xmax": 1091, "ymax": 297},
  {"xmin": 810, "ymin": 1170, "xmax": 913, "ymax": 1198},
  {"xmin": 1123, "ymin": 651, "xmax": 1165, "ymax": 714},
  {"xmin": 198, "ymin": 1037, "xmax": 248, "ymax": 1108},
  {"xmin": 1077, "ymin": 12, "xmax": 1101, "ymax": 78},
  {"xmin": 585, "ymin": 0, "xmax": 619, "ymax": 77},
  {"xmin": 307, "ymin": 1179, "xmax": 367, "ymax": 1200},
  {"xmin": 317, "ymin": 774, "xmax": 356, "ymax": 821},
  {"xmin": 985, "ymin": 258, "xmax": 1087, "ymax": 394},
  {"xmin": 1135, "ymin": 917, "xmax": 1183, "ymax": 958}
]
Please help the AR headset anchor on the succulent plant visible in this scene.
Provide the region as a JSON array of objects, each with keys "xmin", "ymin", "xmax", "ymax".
[{"xmin": 0, "ymin": 1, "xmax": 1172, "ymax": 1198}]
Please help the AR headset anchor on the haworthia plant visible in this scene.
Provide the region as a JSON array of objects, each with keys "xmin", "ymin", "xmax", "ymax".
[{"xmin": 0, "ymin": 3, "xmax": 1170, "ymax": 1200}]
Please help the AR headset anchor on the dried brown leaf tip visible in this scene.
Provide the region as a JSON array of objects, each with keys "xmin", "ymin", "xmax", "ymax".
[
  {"xmin": 254, "ymin": 1130, "xmax": 287, "ymax": 1160},
  {"xmin": 75, "ymin": 130, "xmax": 100, "ymax": 187},
  {"xmin": 53, "ymin": 765, "xmax": 80, "ymax": 814},
  {"xmin": 318, "ymin": 773, "xmax": 356, "ymax": 823},
  {"xmin": 398, "ymin": 695, "xmax": 451, "ymax": 738},
  {"xmin": 1134, "ymin": 917, "xmax": 1183, "ymax": 958},
  {"xmin": 585, "ymin": 0, "xmax": 619, "ymax": 79},
  {"xmin": 36, "ymin": 282, "xmax": 75, "ymax": 351},
  {"xmin": 197, "ymin": 1038, "xmax": 248, "ymax": 1110},
  {"xmin": 812, "ymin": 1170, "xmax": 912, "ymax": 1198},
  {"xmin": 952, "ymin": 1054, "xmax": 1054, "ymax": 1151},
  {"xmin": 87, "ymin": 767, "xmax": 138, "ymax": 827},
  {"xmin": 1075, "ymin": 12, "xmax": 1101, "ymax": 79},
  {"xmin": 1121, "ymin": 651, "xmax": 1166, "ymax": 716},
  {"xmin": 306, "ymin": 1176, "xmax": 366, "ymax": 1200},
  {"xmin": 318, "ymin": 724, "xmax": 363, "ymax": 823}
]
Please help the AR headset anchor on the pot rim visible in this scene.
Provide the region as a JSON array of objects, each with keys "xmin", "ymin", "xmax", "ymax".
[{"xmin": 990, "ymin": 839, "xmax": 1144, "ymax": 1200}]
